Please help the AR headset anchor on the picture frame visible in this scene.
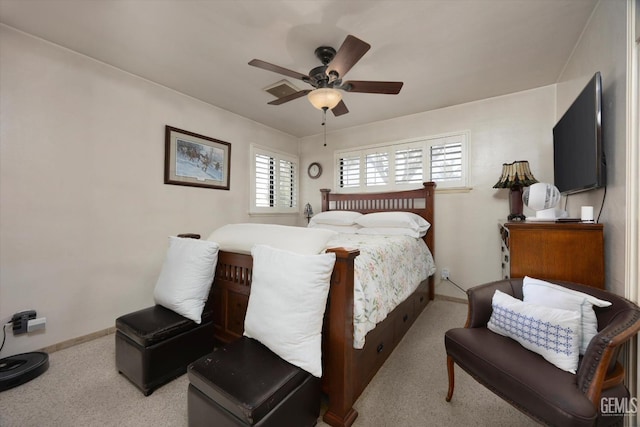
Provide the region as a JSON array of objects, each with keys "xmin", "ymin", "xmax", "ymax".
[{"xmin": 164, "ymin": 125, "xmax": 231, "ymax": 190}]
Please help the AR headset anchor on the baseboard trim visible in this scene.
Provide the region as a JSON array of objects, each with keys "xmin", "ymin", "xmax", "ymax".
[
  {"xmin": 39, "ymin": 326, "xmax": 116, "ymax": 354},
  {"xmin": 38, "ymin": 296, "xmax": 466, "ymax": 353},
  {"xmin": 434, "ymin": 294, "xmax": 468, "ymax": 304}
]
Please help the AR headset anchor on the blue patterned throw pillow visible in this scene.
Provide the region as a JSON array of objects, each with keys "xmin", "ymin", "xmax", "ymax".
[{"xmin": 488, "ymin": 290, "xmax": 581, "ymax": 373}]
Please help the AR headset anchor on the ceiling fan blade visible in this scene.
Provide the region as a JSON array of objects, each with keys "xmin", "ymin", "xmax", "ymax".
[
  {"xmin": 326, "ymin": 35, "xmax": 371, "ymax": 78},
  {"xmin": 342, "ymin": 80, "xmax": 404, "ymax": 94},
  {"xmin": 249, "ymin": 59, "xmax": 308, "ymax": 81},
  {"xmin": 267, "ymin": 89, "xmax": 311, "ymax": 105},
  {"xmin": 331, "ymin": 100, "xmax": 349, "ymax": 116}
]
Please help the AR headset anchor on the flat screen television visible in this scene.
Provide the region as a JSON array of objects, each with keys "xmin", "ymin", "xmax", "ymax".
[{"xmin": 553, "ymin": 71, "xmax": 605, "ymax": 194}]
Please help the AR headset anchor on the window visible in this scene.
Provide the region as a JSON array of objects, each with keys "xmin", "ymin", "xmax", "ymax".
[
  {"xmin": 335, "ymin": 132, "xmax": 468, "ymax": 192},
  {"xmin": 365, "ymin": 152, "xmax": 389, "ymax": 186},
  {"xmin": 339, "ymin": 155, "xmax": 360, "ymax": 188},
  {"xmin": 395, "ymin": 147, "xmax": 423, "ymax": 185},
  {"xmin": 251, "ymin": 145, "xmax": 298, "ymax": 214},
  {"xmin": 428, "ymin": 136, "xmax": 465, "ymax": 186}
]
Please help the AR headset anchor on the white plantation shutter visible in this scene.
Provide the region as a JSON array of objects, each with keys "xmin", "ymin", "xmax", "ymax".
[
  {"xmin": 430, "ymin": 142, "xmax": 462, "ymax": 182},
  {"xmin": 427, "ymin": 134, "xmax": 467, "ymax": 188},
  {"xmin": 251, "ymin": 145, "xmax": 298, "ymax": 213},
  {"xmin": 339, "ymin": 155, "xmax": 360, "ymax": 188},
  {"xmin": 395, "ymin": 147, "xmax": 423, "ymax": 184},
  {"xmin": 365, "ymin": 152, "xmax": 389, "ymax": 186},
  {"xmin": 335, "ymin": 132, "xmax": 467, "ymax": 191},
  {"xmin": 255, "ymin": 153, "xmax": 274, "ymax": 207},
  {"xmin": 278, "ymin": 158, "xmax": 296, "ymax": 208}
]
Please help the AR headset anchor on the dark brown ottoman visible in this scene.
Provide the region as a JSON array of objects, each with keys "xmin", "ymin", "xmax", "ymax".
[
  {"xmin": 116, "ymin": 305, "xmax": 214, "ymax": 395},
  {"xmin": 187, "ymin": 336, "xmax": 320, "ymax": 427}
]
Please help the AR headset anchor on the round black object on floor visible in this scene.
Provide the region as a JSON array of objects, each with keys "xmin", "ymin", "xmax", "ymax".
[{"xmin": 0, "ymin": 351, "xmax": 49, "ymax": 392}]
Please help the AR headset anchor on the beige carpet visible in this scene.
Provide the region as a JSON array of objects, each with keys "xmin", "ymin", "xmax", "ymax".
[{"xmin": 0, "ymin": 299, "xmax": 537, "ymax": 427}]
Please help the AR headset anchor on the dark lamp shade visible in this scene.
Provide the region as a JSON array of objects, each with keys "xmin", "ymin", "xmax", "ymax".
[{"xmin": 493, "ymin": 161, "xmax": 538, "ymax": 189}]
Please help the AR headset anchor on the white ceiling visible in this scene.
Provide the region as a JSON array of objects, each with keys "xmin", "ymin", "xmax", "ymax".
[{"xmin": 0, "ymin": 0, "xmax": 598, "ymax": 138}]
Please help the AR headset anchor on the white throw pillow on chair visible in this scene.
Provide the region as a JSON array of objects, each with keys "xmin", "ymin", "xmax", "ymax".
[
  {"xmin": 153, "ymin": 236, "xmax": 219, "ymax": 324},
  {"xmin": 522, "ymin": 276, "xmax": 611, "ymax": 354}
]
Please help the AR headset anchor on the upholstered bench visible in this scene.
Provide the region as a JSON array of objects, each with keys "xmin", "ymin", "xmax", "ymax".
[
  {"xmin": 116, "ymin": 305, "xmax": 215, "ymax": 395},
  {"xmin": 187, "ymin": 336, "xmax": 321, "ymax": 427}
]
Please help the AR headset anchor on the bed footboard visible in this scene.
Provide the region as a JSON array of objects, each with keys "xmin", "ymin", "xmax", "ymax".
[
  {"xmin": 208, "ymin": 182, "xmax": 436, "ymax": 427},
  {"xmin": 323, "ymin": 247, "xmax": 360, "ymax": 427},
  {"xmin": 210, "ymin": 247, "xmax": 362, "ymax": 427}
]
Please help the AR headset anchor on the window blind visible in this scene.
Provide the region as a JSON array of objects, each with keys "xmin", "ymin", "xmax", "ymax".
[
  {"xmin": 278, "ymin": 159, "xmax": 297, "ymax": 208},
  {"xmin": 395, "ymin": 147, "xmax": 423, "ymax": 184},
  {"xmin": 365, "ymin": 152, "xmax": 389, "ymax": 186},
  {"xmin": 339, "ymin": 155, "xmax": 360, "ymax": 188},
  {"xmin": 255, "ymin": 153, "xmax": 275, "ymax": 207},
  {"xmin": 430, "ymin": 142, "xmax": 462, "ymax": 182}
]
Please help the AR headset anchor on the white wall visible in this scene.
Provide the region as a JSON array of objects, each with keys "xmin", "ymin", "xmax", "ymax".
[
  {"xmin": 299, "ymin": 0, "xmax": 629, "ymax": 300},
  {"xmin": 555, "ymin": 0, "xmax": 627, "ymax": 295},
  {"xmin": 299, "ymin": 86, "xmax": 557, "ymax": 299},
  {"xmin": 1, "ymin": 0, "xmax": 628, "ymax": 356},
  {"xmin": 0, "ymin": 26, "xmax": 299, "ymax": 356}
]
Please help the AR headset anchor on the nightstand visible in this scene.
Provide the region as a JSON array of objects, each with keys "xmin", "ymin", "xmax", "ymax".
[{"xmin": 498, "ymin": 221, "xmax": 604, "ymax": 289}]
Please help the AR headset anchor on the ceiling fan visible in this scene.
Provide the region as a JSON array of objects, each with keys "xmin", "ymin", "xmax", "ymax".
[{"xmin": 249, "ymin": 35, "xmax": 403, "ymax": 117}]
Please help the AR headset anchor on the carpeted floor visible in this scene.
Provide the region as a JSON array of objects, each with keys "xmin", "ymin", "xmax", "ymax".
[{"xmin": 0, "ymin": 299, "xmax": 537, "ymax": 427}]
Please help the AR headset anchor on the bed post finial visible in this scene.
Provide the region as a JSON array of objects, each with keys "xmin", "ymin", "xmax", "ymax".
[
  {"xmin": 423, "ymin": 181, "xmax": 436, "ymax": 194},
  {"xmin": 321, "ymin": 188, "xmax": 331, "ymax": 212}
]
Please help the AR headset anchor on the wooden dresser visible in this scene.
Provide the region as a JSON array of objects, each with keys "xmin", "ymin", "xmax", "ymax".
[{"xmin": 499, "ymin": 221, "xmax": 604, "ymax": 289}]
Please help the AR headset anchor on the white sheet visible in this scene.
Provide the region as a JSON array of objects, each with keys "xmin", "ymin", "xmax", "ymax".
[{"xmin": 207, "ymin": 223, "xmax": 337, "ymax": 255}]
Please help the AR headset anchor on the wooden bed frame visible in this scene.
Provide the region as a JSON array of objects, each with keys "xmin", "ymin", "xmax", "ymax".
[{"xmin": 209, "ymin": 182, "xmax": 436, "ymax": 427}]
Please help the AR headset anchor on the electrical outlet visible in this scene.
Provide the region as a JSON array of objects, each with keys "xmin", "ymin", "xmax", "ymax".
[
  {"xmin": 12, "ymin": 310, "xmax": 37, "ymax": 335},
  {"xmin": 441, "ymin": 268, "xmax": 450, "ymax": 280}
]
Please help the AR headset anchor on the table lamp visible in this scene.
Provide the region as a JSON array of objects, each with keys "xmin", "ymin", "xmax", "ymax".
[
  {"xmin": 493, "ymin": 160, "xmax": 538, "ymax": 221},
  {"xmin": 304, "ymin": 203, "xmax": 314, "ymax": 224}
]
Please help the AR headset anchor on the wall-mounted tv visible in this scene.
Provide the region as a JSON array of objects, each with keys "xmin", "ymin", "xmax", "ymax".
[{"xmin": 553, "ymin": 71, "xmax": 605, "ymax": 194}]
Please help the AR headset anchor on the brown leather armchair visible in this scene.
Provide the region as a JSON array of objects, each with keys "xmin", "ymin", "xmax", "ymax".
[{"xmin": 445, "ymin": 278, "xmax": 640, "ymax": 427}]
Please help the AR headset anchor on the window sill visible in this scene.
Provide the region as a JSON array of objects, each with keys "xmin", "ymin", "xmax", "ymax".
[
  {"xmin": 248, "ymin": 211, "xmax": 300, "ymax": 216},
  {"xmin": 436, "ymin": 187, "xmax": 472, "ymax": 194}
]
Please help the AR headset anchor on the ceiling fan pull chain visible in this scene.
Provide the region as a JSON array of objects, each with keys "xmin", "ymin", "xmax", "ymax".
[{"xmin": 323, "ymin": 109, "xmax": 327, "ymax": 146}]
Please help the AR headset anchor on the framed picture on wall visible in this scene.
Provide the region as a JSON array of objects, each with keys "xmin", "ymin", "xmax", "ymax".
[{"xmin": 164, "ymin": 125, "xmax": 231, "ymax": 190}]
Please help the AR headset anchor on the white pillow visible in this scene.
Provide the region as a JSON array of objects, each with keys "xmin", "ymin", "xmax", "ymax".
[
  {"xmin": 308, "ymin": 210, "xmax": 362, "ymax": 226},
  {"xmin": 355, "ymin": 226, "xmax": 423, "ymax": 238},
  {"xmin": 488, "ymin": 290, "xmax": 581, "ymax": 373},
  {"xmin": 355, "ymin": 212, "xmax": 430, "ymax": 233},
  {"xmin": 308, "ymin": 223, "xmax": 362, "ymax": 234},
  {"xmin": 243, "ymin": 245, "xmax": 336, "ymax": 377},
  {"xmin": 153, "ymin": 236, "xmax": 219, "ymax": 324},
  {"xmin": 522, "ymin": 276, "xmax": 611, "ymax": 354},
  {"xmin": 206, "ymin": 223, "xmax": 336, "ymax": 255}
]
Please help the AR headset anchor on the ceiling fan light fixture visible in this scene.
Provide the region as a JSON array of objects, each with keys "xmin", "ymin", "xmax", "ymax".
[
  {"xmin": 307, "ymin": 88, "xmax": 342, "ymax": 110},
  {"xmin": 249, "ymin": 35, "xmax": 402, "ymax": 116}
]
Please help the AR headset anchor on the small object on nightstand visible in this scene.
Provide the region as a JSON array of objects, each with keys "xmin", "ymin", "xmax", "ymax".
[
  {"xmin": 308, "ymin": 162, "xmax": 322, "ymax": 179},
  {"xmin": 523, "ymin": 183, "xmax": 564, "ymax": 220},
  {"xmin": 304, "ymin": 203, "xmax": 314, "ymax": 224},
  {"xmin": 581, "ymin": 206, "xmax": 595, "ymax": 222}
]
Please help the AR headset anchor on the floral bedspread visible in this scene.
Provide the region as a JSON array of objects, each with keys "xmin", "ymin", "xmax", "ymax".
[{"xmin": 325, "ymin": 234, "xmax": 436, "ymax": 349}]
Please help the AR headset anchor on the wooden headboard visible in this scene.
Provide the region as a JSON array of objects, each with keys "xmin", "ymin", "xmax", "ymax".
[{"xmin": 320, "ymin": 181, "xmax": 436, "ymax": 256}]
